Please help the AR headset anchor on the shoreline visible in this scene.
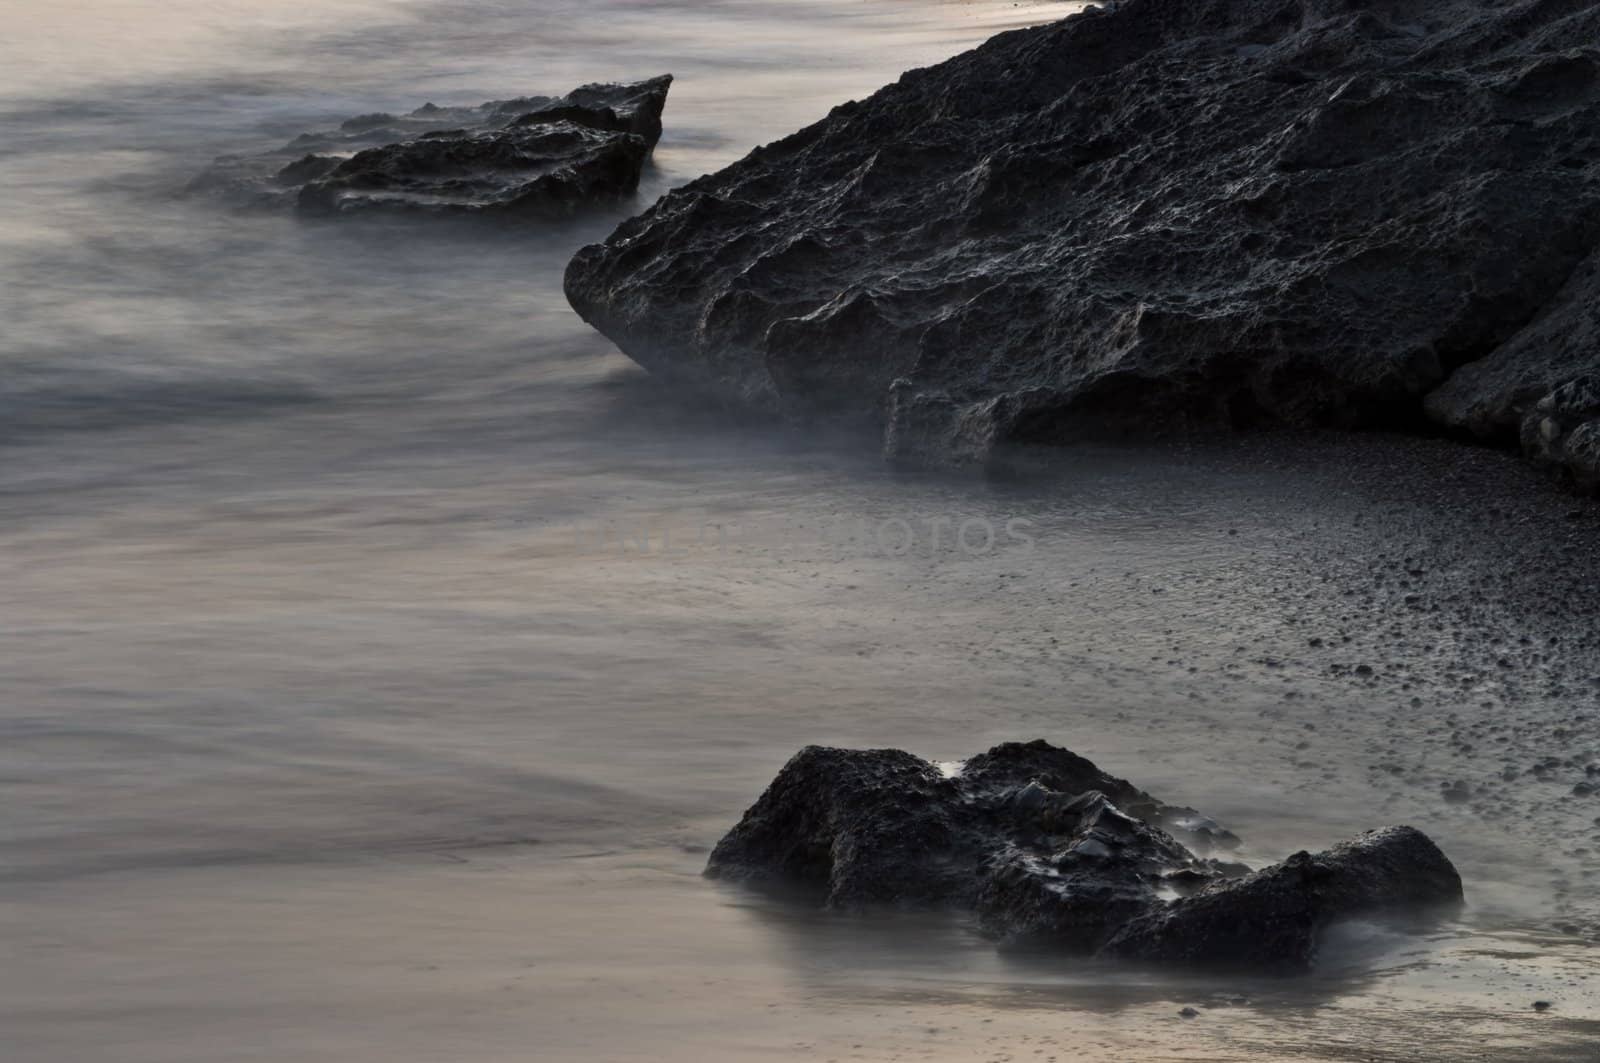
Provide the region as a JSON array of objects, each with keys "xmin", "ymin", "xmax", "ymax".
[{"xmin": 3, "ymin": 0, "xmax": 1599, "ymax": 1059}]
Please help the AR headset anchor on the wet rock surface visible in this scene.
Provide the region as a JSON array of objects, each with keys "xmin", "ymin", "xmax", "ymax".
[
  {"xmin": 192, "ymin": 76, "xmax": 671, "ymax": 216},
  {"xmin": 707, "ymin": 740, "xmax": 1462, "ymax": 970},
  {"xmin": 565, "ymin": 0, "xmax": 1600, "ymax": 488}
]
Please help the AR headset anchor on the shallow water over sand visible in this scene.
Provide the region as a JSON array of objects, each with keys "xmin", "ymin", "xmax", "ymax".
[{"xmin": 2, "ymin": 1, "xmax": 1600, "ymax": 1060}]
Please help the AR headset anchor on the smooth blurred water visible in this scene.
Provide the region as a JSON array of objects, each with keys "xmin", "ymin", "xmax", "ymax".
[{"xmin": 2, "ymin": 1, "xmax": 1599, "ymax": 1060}]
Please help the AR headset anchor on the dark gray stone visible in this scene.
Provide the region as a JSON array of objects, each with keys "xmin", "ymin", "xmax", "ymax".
[
  {"xmin": 191, "ymin": 76, "xmax": 672, "ymax": 216},
  {"xmin": 706, "ymin": 741, "xmax": 1462, "ymax": 971},
  {"xmin": 564, "ymin": 0, "xmax": 1600, "ymax": 489},
  {"xmin": 1101, "ymin": 825, "xmax": 1464, "ymax": 969}
]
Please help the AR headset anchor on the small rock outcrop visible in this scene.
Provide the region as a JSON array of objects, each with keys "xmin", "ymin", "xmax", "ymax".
[
  {"xmin": 707, "ymin": 741, "xmax": 1462, "ymax": 971},
  {"xmin": 564, "ymin": 0, "xmax": 1600, "ymax": 488},
  {"xmin": 191, "ymin": 76, "xmax": 672, "ymax": 216}
]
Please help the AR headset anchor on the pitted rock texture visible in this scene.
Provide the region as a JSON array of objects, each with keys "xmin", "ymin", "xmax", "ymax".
[
  {"xmin": 1101, "ymin": 825, "xmax": 1467, "ymax": 967},
  {"xmin": 564, "ymin": 0, "xmax": 1600, "ymax": 488},
  {"xmin": 191, "ymin": 76, "xmax": 671, "ymax": 216},
  {"xmin": 706, "ymin": 741, "xmax": 1462, "ymax": 971}
]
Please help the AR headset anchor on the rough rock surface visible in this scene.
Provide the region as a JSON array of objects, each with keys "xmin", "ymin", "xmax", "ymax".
[
  {"xmin": 565, "ymin": 0, "xmax": 1600, "ymax": 488},
  {"xmin": 706, "ymin": 741, "xmax": 1462, "ymax": 970},
  {"xmin": 191, "ymin": 77, "xmax": 671, "ymax": 216}
]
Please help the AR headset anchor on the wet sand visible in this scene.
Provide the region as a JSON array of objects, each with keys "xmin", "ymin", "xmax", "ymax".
[{"xmin": 5, "ymin": 410, "xmax": 1600, "ymax": 1060}]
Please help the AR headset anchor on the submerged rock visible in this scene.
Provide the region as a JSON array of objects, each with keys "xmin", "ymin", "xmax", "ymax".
[
  {"xmin": 565, "ymin": 0, "xmax": 1600, "ymax": 488},
  {"xmin": 191, "ymin": 76, "xmax": 672, "ymax": 216},
  {"xmin": 706, "ymin": 741, "xmax": 1462, "ymax": 971}
]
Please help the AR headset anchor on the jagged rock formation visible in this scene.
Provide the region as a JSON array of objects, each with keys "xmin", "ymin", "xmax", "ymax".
[
  {"xmin": 191, "ymin": 76, "xmax": 671, "ymax": 216},
  {"xmin": 564, "ymin": 0, "xmax": 1600, "ymax": 489},
  {"xmin": 706, "ymin": 741, "xmax": 1462, "ymax": 971}
]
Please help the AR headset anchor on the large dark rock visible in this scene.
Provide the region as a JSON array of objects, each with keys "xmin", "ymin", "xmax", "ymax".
[
  {"xmin": 565, "ymin": 0, "xmax": 1600, "ymax": 488},
  {"xmin": 706, "ymin": 741, "xmax": 1462, "ymax": 971},
  {"xmin": 191, "ymin": 76, "xmax": 672, "ymax": 216}
]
